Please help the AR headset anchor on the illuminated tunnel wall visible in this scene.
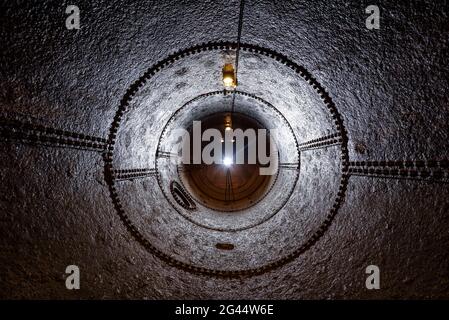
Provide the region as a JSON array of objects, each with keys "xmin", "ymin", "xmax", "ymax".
[{"xmin": 0, "ymin": 0, "xmax": 448, "ymax": 298}]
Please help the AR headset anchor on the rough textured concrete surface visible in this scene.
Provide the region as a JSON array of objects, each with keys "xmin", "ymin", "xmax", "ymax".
[{"xmin": 0, "ymin": 0, "xmax": 448, "ymax": 299}]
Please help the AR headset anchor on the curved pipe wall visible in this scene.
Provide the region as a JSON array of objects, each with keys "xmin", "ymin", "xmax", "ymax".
[{"xmin": 1, "ymin": 0, "xmax": 448, "ymax": 299}]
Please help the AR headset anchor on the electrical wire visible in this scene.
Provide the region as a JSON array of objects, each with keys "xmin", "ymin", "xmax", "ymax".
[{"xmin": 231, "ymin": 0, "xmax": 245, "ymax": 114}]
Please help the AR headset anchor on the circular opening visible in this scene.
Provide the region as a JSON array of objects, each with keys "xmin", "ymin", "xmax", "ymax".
[
  {"xmin": 179, "ymin": 112, "xmax": 277, "ymax": 211},
  {"xmin": 107, "ymin": 42, "xmax": 346, "ymax": 275},
  {"xmin": 156, "ymin": 90, "xmax": 299, "ymax": 232}
]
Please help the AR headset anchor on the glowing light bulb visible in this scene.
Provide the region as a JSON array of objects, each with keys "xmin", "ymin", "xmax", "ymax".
[
  {"xmin": 223, "ymin": 157, "xmax": 233, "ymax": 167},
  {"xmin": 223, "ymin": 75, "xmax": 235, "ymax": 87},
  {"xmin": 224, "ymin": 114, "xmax": 232, "ymax": 131},
  {"xmin": 222, "ymin": 64, "xmax": 236, "ymax": 88}
]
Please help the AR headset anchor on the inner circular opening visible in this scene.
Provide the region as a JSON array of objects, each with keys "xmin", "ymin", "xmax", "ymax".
[{"xmin": 179, "ymin": 112, "xmax": 277, "ymax": 211}]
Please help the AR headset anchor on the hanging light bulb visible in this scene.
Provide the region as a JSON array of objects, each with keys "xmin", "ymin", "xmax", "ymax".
[
  {"xmin": 223, "ymin": 156, "xmax": 233, "ymax": 167},
  {"xmin": 222, "ymin": 64, "xmax": 236, "ymax": 88},
  {"xmin": 224, "ymin": 114, "xmax": 232, "ymax": 131}
]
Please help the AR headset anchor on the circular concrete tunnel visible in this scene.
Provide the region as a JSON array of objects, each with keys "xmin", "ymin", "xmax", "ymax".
[
  {"xmin": 1, "ymin": 1, "xmax": 448, "ymax": 299},
  {"xmin": 106, "ymin": 42, "xmax": 346, "ymax": 273}
]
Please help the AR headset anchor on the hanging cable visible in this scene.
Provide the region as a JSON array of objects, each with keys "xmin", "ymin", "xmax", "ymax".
[
  {"xmin": 231, "ymin": 0, "xmax": 245, "ymax": 114},
  {"xmin": 225, "ymin": 168, "xmax": 235, "ymax": 202}
]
